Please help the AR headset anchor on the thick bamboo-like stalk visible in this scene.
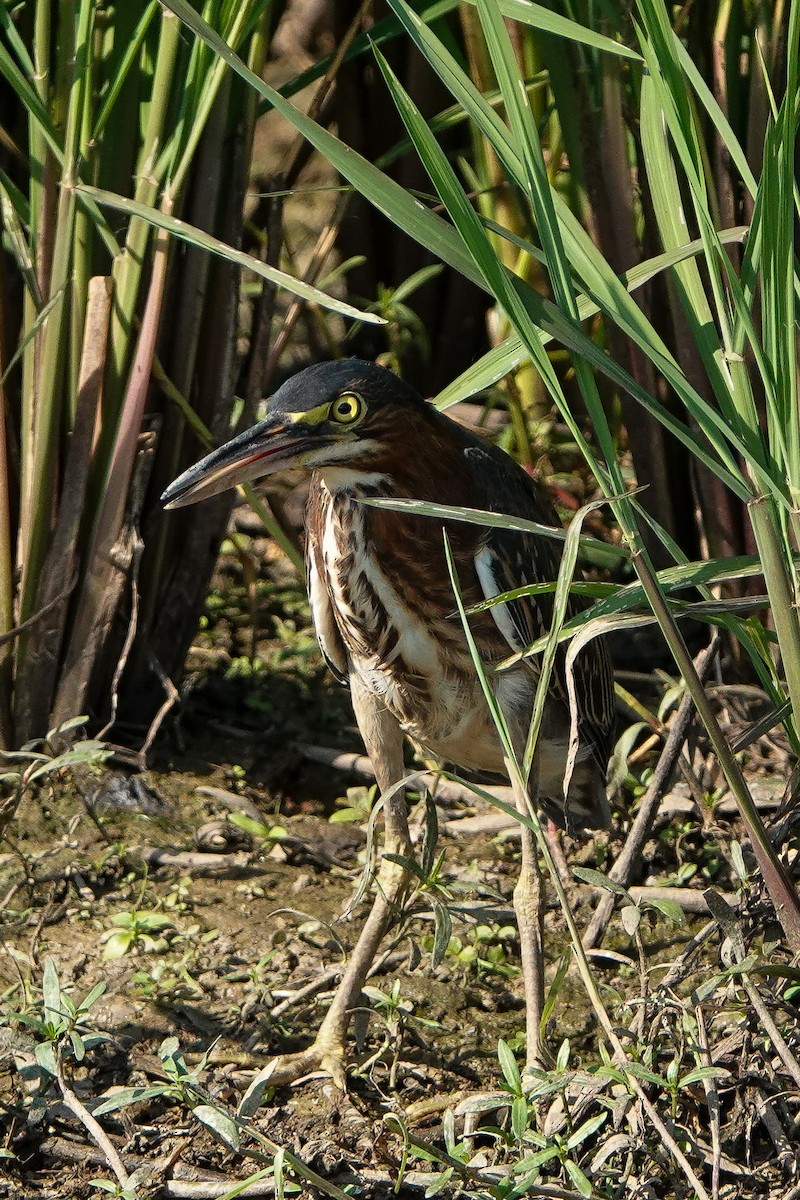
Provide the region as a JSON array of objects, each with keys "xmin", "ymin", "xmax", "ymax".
[
  {"xmin": 16, "ymin": 0, "xmax": 95, "ymax": 633},
  {"xmin": 101, "ymin": 11, "xmax": 181, "ymax": 433},
  {"xmin": 18, "ymin": 0, "xmax": 55, "ymax": 628},
  {"xmin": 14, "ymin": 277, "xmax": 112, "ymax": 743},
  {"xmin": 53, "ymin": 223, "xmax": 170, "ymax": 727},
  {"xmin": 0, "ymin": 315, "xmax": 13, "ymax": 749}
]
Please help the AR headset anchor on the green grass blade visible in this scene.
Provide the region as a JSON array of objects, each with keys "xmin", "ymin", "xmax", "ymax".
[{"xmin": 78, "ymin": 184, "xmax": 385, "ymax": 324}]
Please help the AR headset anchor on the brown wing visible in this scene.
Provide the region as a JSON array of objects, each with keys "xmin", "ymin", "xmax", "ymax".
[{"xmin": 465, "ymin": 446, "xmax": 615, "ymax": 770}]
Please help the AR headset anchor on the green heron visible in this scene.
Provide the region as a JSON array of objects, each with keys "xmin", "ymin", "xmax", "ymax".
[{"xmin": 163, "ymin": 359, "xmax": 614, "ymax": 1084}]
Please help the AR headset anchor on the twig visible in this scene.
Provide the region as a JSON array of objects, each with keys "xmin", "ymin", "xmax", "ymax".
[
  {"xmin": 139, "ymin": 649, "xmax": 181, "ymax": 762},
  {"xmin": 96, "ymin": 532, "xmax": 143, "ymax": 742},
  {"xmin": 741, "ymin": 975, "xmax": 800, "ymax": 1089},
  {"xmin": 627, "ymin": 885, "xmax": 717, "ymax": 913},
  {"xmin": 0, "ymin": 580, "xmax": 76, "ymax": 648},
  {"xmin": 696, "ymin": 1003, "xmax": 721, "ymax": 1200},
  {"xmin": 583, "ymin": 637, "xmax": 718, "ymax": 949},
  {"xmin": 162, "ymin": 1183, "xmax": 275, "ymax": 1198},
  {"xmin": 55, "ymin": 1068, "xmax": 132, "ymax": 1191},
  {"xmin": 295, "ymin": 742, "xmax": 514, "ymax": 809},
  {"xmin": 195, "ymin": 785, "xmax": 268, "ymax": 823},
  {"xmin": 39, "ymin": 1137, "xmax": 275, "ymax": 1197},
  {"xmin": 269, "ymin": 948, "xmax": 407, "ymax": 1018},
  {"xmin": 126, "ymin": 845, "xmax": 252, "ymax": 873},
  {"xmin": 659, "ymin": 919, "xmax": 717, "ymax": 990}
]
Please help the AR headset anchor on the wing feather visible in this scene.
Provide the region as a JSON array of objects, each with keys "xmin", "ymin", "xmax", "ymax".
[{"xmin": 465, "ymin": 446, "xmax": 614, "ymax": 769}]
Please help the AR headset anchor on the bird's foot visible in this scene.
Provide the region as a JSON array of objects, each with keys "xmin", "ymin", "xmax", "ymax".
[{"xmin": 250, "ymin": 1031, "xmax": 349, "ymax": 1092}]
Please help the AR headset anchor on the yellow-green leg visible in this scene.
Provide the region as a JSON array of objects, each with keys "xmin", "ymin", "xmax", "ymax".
[{"xmin": 266, "ymin": 677, "xmax": 412, "ymax": 1087}]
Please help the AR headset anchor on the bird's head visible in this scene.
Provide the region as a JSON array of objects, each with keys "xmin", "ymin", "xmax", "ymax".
[{"xmin": 162, "ymin": 358, "xmax": 426, "ymax": 508}]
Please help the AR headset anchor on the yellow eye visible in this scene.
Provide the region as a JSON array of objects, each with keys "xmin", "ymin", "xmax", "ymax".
[{"xmin": 330, "ymin": 392, "xmax": 363, "ymax": 424}]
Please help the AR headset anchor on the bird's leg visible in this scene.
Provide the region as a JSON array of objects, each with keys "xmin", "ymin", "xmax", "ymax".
[
  {"xmin": 506, "ymin": 759, "xmax": 545, "ymax": 1071},
  {"xmin": 266, "ymin": 677, "xmax": 411, "ymax": 1088}
]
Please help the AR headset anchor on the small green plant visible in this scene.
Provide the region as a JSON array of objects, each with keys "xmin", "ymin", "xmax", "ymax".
[
  {"xmin": 227, "ymin": 811, "xmax": 287, "ymax": 844},
  {"xmin": 0, "ymin": 717, "xmax": 110, "ymax": 836},
  {"xmin": 93, "ymin": 1036, "xmax": 231, "ymax": 1129},
  {"xmin": 6, "ymin": 956, "xmax": 107, "ymax": 1071},
  {"xmin": 92, "ymin": 1036, "xmax": 328, "ymax": 1195},
  {"xmin": 131, "ymin": 947, "xmax": 209, "ymax": 1002},
  {"xmin": 349, "ymin": 264, "xmax": 443, "ymax": 375},
  {"xmin": 610, "ymin": 1056, "xmax": 730, "ymax": 1126},
  {"xmin": 358, "ymin": 980, "xmax": 441, "ymax": 1085},
  {"xmin": 89, "ymin": 1180, "xmax": 140, "ymax": 1200},
  {"xmin": 512, "ymin": 1113, "xmax": 607, "ymax": 1199},
  {"xmin": 329, "ymin": 784, "xmax": 377, "ymax": 825},
  {"xmin": 99, "ymin": 908, "xmax": 176, "ymax": 960},
  {"xmin": 426, "ymin": 922, "xmax": 519, "ymax": 979}
]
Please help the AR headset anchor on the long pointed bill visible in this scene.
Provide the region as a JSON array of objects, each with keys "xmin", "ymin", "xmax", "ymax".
[{"xmin": 162, "ymin": 417, "xmax": 310, "ymax": 509}]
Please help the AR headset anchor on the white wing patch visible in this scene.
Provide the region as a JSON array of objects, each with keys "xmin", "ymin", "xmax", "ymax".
[{"xmin": 474, "ymin": 544, "xmax": 525, "ymax": 653}]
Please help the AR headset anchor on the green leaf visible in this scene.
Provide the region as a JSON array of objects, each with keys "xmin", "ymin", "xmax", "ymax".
[
  {"xmin": 69, "ymin": 1031, "xmax": 86, "ymax": 1062},
  {"xmin": 226, "ymin": 811, "xmax": 271, "ymax": 838},
  {"xmin": 620, "ymin": 904, "xmax": 641, "ymax": 936},
  {"xmin": 623, "ymin": 1062, "xmax": 665, "ymax": 1088},
  {"xmin": 497, "ymin": 1039, "xmax": 521, "ymax": 1092},
  {"xmin": 475, "ymin": 0, "xmax": 642, "ymax": 61},
  {"xmin": 730, "ymin": 841, "xmax": 748, "ymax": 883},
  {"xmin": 35, "ymin": 1042, "xmax": 57, "ymax": 1077},
  {"xmin": 431, "ymin": 899, "xmax": 453, "ymax": 969},
  {"xmin": 516, "ymin": 1145, "xmax": 559, "ymax": 1170},
  {"xmin": 78, "ymin": 185, "xmax": 384, "ymax": 326},
  {"xmin": 424, "ymin": 1166, "xmax": 454, "ymax": 1197},
  {"xmin": 566, "ymin": 1111, "xmax": 608, "ymax": 1150},
  {"xmin": 93, "ymin": 1086, "xmax": 173, "ymax": 1116},
  {"xmin": 511, "ymin": 1094, "xmax": 529, "ymax": 1141},
  {"xmin": 646, "ymin": 897, "xmax": 686, "ymax": 926},
  {"xmin": 274, "ymin": 1145, "xmax": 286, "ymax": 1200},
  {"xmin": 541, "ymin": 952, "xmax": 570, "ymax": 1030},
  {"xmin": 101, "ymin": 931, "xmax": 134, "ymax": 961},
  {"xmin": 42, "ymin": 958, "xmax": 61, "ymax": 1030},
  {"xmin": 78, "ymin": 980, "xmax": 108, "ymax": 1014},
  {"xmin": 193, "ymin": 1103, "xmax": 240, "ymax": 1150},
  {"xmin": 564, "ymin": 1158, "xmax": 593, "ymax": 1197},
  {"xmin": 680, "ymin": 1065, "xmax": 731, "ymax": 1088},
  {"xmin": 572, "ymin": 867, "xmax": 629, "ymax": 897}
]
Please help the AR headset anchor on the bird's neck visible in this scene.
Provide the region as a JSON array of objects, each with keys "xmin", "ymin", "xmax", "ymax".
[
  {"xmin": 317, "ymin": 465, "xmax": 392, "ymax": 495},
  {"xmin": 317, "ymin": 439, "xmax": 467, "ymax": 505}
]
